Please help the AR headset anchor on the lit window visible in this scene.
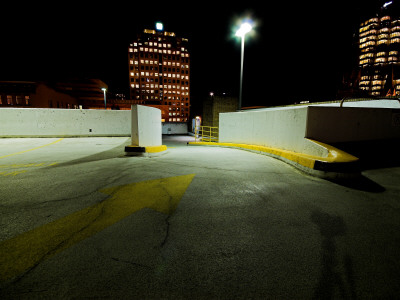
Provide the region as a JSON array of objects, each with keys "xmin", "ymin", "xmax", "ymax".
[
  {"xmin": 16, "ymin": 95, "xmax": 22, "ymax": 105},
  {"xmin": 390, "ymin": 32, "xmax": 400, "ymax": 38},
  {"xmin": 377, "ymin": 39, "xmax": 388, "ymax": 45},
  {"xmin": 7, "ymin": 95, "xmax": 12, "ymax": 105}
]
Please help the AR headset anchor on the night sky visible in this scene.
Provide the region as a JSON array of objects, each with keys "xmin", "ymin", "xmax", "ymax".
[{"xmin": 1, "ymin": 1, "xmax": 390, "ymax": 108}]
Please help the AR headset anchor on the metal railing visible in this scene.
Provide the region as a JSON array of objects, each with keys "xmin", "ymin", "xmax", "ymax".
[{"xmin": 195, "ymin": 126, "xmax": 219, "ymax": 142}]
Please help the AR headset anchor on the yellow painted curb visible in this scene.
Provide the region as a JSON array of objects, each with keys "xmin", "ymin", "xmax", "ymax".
[
  {"xmin": 307, "ymin": 139, "xmax": 358, "ymax": 163},
  {"xmin": 188, "ymin": 140, "xmax": 359, "ymax": 174},
  {"xmin": 189, "ymin": 142, "xmax": 317, "ymax": 168},
  {"xmin": 144, "ymin": 145, "xmax": 168, "ymax": 153}
]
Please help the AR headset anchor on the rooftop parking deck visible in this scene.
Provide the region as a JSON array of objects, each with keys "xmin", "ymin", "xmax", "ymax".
[{"xmin": 0, "ymin": 135, "xmax": 400, "ymax": 298}]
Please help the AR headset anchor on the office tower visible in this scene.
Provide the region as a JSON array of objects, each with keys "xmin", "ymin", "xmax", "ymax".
[
  {"xmin": 128, "ymin": 23, "xmax": 190, "ymax": 122},
  {"xmin": 358, "ymin": 1, "xmax": 400, "ymax": 96}
]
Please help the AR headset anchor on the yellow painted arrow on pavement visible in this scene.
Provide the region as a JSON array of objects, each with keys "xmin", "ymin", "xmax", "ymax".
[{"xmin": 0, "ymin": 174, "xmax": 195, "ymax": 281}]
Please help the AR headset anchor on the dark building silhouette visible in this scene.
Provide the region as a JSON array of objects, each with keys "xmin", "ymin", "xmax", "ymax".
[
  {"xmin": 202, "ymin": 93, "xmax": 238, "ymax": 128},
  {"xmin": 0, "ymin": 81, "xmax": 78, "ymax": 109}
]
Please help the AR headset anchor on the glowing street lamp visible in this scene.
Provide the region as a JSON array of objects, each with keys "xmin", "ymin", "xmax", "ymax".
[
  {"xmin": 383, "ymin": 1, "xmax": 393, "ymax": 8},
  {"xmin": 156, "ymin": 22, "xmax": 164, "ymax": 31},
  {"xmin": 235, "ymin": 21, "xmax": 253, "ymax": 110},
  {"xmin": 101, "ymin": 88, "xmax": 107, "ymax": 110}
]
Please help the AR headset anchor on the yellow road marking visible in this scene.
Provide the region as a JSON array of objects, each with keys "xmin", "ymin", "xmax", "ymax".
[
  {"xmin": 0, "ymin": 138, "xmax": 64, "ymax": 160},
  {"xmin": 0, "ymin": 162, "xmax": 58, "ymax": 169},
  {"xmin": 0, "ymin": 170, "xmax": 28, "ymax": 177},
  {"xmin": 0, "ymin": 162, "xmax": 58, "ymax": 176},
  {"xmin": 0, "ymin": 174, "xmax": 195, "ymax": 281}
]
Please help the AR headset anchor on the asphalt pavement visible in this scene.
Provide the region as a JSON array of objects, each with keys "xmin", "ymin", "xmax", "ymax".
[{"xmin": 0, "ymin": 135, "xmax": 399, "ymax": 299}]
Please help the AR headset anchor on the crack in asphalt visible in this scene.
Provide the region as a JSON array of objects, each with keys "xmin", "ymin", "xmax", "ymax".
[
  {"xmin": 110, "ymin": 257, "xmax": 152, "ymax": 269},
  {"xmin": 4, "ymin": 200, "xmax": 108, "ymax": 288}
]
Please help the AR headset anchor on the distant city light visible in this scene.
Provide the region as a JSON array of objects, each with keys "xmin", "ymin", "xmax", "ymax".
[
  {"xmin": 101, "ymin": 88, "xmax": 107, "ymax": 109},
  {"xmin": 156, "ymin": 22, "xmax": 163, "ymax": 31},
  {"xmin": 383, "ymin": 1, "xmax": 392, "ymax": 8}
]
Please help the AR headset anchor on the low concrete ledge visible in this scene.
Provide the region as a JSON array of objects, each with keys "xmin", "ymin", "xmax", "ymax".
[
  {"xmin": 125, "ymin": 145, "xmax": 167, "ymax": 157},
  {"xmin": 188, "ymin": 140, "xmax": 360, "ymax": 179}
]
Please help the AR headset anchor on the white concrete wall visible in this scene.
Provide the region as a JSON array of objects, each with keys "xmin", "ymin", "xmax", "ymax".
[
  {"xmin": 219, "ymin": 105, "xmax": 400, "ymax": 157},
  {"xmin": 162, "ymin": 122, "xmax": 188, "ymax": 135},
  {"xmin": 131, "ymin": 105, "xmax": 161, "ymax": 147},
  {"xmin": 0, "ymin": 108, "xmax": 131, "ymax": 137},
  {"xmin": 219, "ymin": 107, "xmax": 328, "ymax": 157},
  {"xmin": 313, "ymin": 99, "xmax": 400, "ymax": 109},
  {"xmin": 306, "ymin": 106, "xmax": 400, "ymax": 143}
]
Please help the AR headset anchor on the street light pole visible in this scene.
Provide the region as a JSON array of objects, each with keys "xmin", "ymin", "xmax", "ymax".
[
  {"xmin": 102, "ymin": 88, "xmax": 107, "ymax": 110},
  {"xmin": 235, "ymin": 22, "xmax": 252, "ymax": 110},
  {"xmin": 239, "ymin": 35, "xmax": 245, "ymax": 110}
]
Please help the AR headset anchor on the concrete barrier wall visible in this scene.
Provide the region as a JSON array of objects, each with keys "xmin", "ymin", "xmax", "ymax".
[
  {"xmin": 219, "ymin": 107, "xmax": 328, "ymax": 157},
  {"xmin": 314, "ymin": 99, "xmax": 400, "ymax": 109},
  {"xmin": 219, "ymin": 105, "xmax": 400, "ymax": 157},
  {"xmin": 162, "ymin": 122, "xmax": 188, "ymax": 134},
  {"xmin": 0, "ymin": 108, "xmax": 131, "ymax": 137},
  {"xmin": 306, "ymin": 106, "xmax": 400, "ymax": 143},
  {"xmin": 131, "ymin": 105, "xmax": 161, "ymax": 147}
]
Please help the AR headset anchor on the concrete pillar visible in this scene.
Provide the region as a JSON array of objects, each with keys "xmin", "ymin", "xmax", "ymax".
[
  {"xmin": 125, "ymin": 105, "xmax": 167, "ymax": 156},
  {"xmin": 131, "ymin": 105, "xmax": 162, "ymax": 147}
]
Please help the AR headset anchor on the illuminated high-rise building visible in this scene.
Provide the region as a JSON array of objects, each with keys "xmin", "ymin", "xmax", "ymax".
[
  {"xmin": 128, "ymin": 23, "xmax": 190, "ymax": 122},
  {"xmin": 358, "ymin": 1, "xmax": 400, "ymax": 96}
]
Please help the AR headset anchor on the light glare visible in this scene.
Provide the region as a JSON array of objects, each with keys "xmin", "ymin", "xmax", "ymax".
[
  {"xmin": 236, "ymin": 22, "xmax": 252, "ymax": 37},
  {"xmin": 383, "ymin": 1, "xmax": 392, "ymax": 8},
  {"xmin": 156, "ymin": 22, "xmax": 163, "ymax": 31}
]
